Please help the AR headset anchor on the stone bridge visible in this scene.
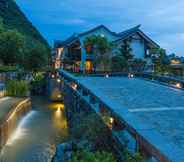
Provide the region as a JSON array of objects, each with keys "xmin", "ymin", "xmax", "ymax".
[{"xmin": 59, "ymin": 70, "xmax": 184, "ymax": 162}]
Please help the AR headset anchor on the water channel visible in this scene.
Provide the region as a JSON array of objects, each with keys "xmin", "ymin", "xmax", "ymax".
[{"xmin": 0, "ymin": 97, "xmax": 69, "ymax": 162}]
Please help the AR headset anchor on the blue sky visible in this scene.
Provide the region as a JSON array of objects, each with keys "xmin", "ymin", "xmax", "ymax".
[{"xmin": 16, "ymin": 0, "xmax": 184, "ymax": 56}]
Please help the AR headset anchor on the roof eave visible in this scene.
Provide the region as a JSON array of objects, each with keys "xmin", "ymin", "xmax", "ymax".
[{"xmin": 113, "ymin": 30, "xmax": 159, "ymax": 48}]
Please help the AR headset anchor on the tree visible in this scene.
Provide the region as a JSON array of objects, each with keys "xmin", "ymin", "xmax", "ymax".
[
  {"xmin": 23, "ymin": 43, "xmax": 48, "ymax": 72},
  {"xmin": 150, "ymin": 48, "xmax": 170, "ymax": 74},
  {"xmin": 111, "ymin": 55, "xmax": 128, "ymax": 72},
  {"xmin": 119, "ymin": 39, "xmax": 133, "ymax": 61},
  {"xmin": 84, "ymin": 35, "xmax": 113, "ymax": 72},
  {"xmin": 130, "ymin": 59, "xmax": 146, "ymax": 72},
  {"xmin": 69, "ymin": 150, "xmax": 116, "ymax": 162},
  {"xmin": 0, "ymin": 29, "xmax": 25, "ymax": 65}
]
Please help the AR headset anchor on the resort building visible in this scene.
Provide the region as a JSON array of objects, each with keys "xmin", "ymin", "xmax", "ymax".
[{"xmin": 53, "ymin": 25, "xmax": 159, "ymax": 72}]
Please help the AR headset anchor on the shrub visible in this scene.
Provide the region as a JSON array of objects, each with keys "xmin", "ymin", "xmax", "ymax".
[
  {"xmin": 111, "ymin": 55, "xmax": 128, "ymax": 72},
  {"xmin": 6, "ymin": 80, "xmax": 29, "ymax": 97},
  {"xmin": 70, "ymin": 112, "xmax": 110, "ymax": 149},
  {"xmin": 0, "ymin": 66, "xmax": 17, "ymax": 72},
  {"xmin": 123, "ymin": 149, "xmax": 143, "ymax": 162},
  {"xmin": 69, "ymin": 150, "xmax": 116, "ymax": 162}
]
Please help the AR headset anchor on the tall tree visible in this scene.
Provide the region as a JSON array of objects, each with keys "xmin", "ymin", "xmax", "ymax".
[
  {"xmin": 0, "ymin": 28, "xmax": 25, "ymax": 65},
  {"xmin": 119, "ymin": 39, "xmax": 133, "ymax": 61},
  {"xmin": 150, "ymin": 48, "xmax": 170, "ymax": 73},
  {"xmin": 84, "ymin": 35, "xmax": 112, "ymax": 71},
  {"xmin": 111, "ymin": 54, "xmax": 128, "ymax": 72},
  {"xmin": 23, "ymin": 43, "xmax": 48, "ymax": 72}
]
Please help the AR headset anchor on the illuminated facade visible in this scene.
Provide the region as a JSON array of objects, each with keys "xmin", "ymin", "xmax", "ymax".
[{"xmin": 54, "ymin": 25, "xmax": 159, "ymax": 72}]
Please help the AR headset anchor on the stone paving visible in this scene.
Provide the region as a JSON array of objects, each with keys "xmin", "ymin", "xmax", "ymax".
[{"xmin": 77, "ymin": 77, "xmax": 184, "ymax": 151}]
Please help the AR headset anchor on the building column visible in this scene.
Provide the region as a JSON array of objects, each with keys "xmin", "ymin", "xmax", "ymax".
[{"xmin": 80, "ymin": 41, "xmax": 86, "ymax": 72}]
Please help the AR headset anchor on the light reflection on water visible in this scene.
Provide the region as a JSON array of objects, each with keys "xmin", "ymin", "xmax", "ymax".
[
  {"xmin": 0, "ymin": 97, "xmax": 69, "ymax": 162},
  {"xmin": 6, "ymin": 111, "xmax": 37, "ymax": 146}
]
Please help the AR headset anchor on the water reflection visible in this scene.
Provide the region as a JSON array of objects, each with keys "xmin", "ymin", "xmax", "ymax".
[
  {"xmin": 6, "ymin": 111, "xmax": 37, "ymax": 146},
  {"xmin": 0, "ymin": 97, "xmax": 69, "ymax": 162},
  {"xmin": 49, "ymin": 103, "xmax": 68, "ymax": 130}
]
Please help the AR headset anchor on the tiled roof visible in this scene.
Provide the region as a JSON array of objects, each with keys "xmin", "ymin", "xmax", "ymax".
[
  {"xmin": 57, "ymin": 24, "xmax": 159, "ymax": 48},
  {"xmin": 78, "ymin": 24, "xmax": 118, "ymax": 37},
  {"xmin": 117, "ymin": 25, "xmax": 141, "ymax": 38}
]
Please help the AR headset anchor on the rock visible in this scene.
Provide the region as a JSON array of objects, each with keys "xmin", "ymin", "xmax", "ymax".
[
  {"xmin": 52, "ymin": 142, "xmax": 71, "ymax": 162},
  {"xmin": 52, "ymin": 139, "xmax": 95, "ymax": 162}
]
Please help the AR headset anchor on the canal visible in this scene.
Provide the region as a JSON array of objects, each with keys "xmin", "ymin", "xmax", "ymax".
[{"xmin": 0, "ymin": 97, "xmax": 69, "ymax": 162}]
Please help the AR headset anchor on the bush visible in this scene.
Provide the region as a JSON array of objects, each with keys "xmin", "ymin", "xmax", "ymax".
[
  {"xmin": 69, "ymin": 150, "xmax": 116, "ymax": 162},
  {"xmin": 123, "ymin": 149, "xmax": 143, "ymax": 162},
  {"xmin": 111, "ymin": 55, "xmax": 128, "ymax": 72},
  {"xmin": 6, "ymin": 80, "xmax": 29, "ymax": 97},
  {"xmin": 70, "ymin": 112, "xmax": 110, "ymax": 149},
  {"xmin": 30, "ymin": 72, "xmax": 46, "ymax": 95},
  {"xmin": 0, "ymin": 66, "xmax": 17, "ymax": 72}
]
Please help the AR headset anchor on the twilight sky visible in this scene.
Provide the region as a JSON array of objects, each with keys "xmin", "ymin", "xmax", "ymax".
[{"xmin": 16, "ymin": 0, "xmax": 184, "ymax": 56}]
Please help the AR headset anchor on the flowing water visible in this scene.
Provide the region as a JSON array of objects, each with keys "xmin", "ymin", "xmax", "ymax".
[{"xmin": 0, "ymin": 97, "xmax": 69, "ymax": 162}]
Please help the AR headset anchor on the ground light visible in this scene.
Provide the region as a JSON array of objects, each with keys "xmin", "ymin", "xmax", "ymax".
[
  {"xmin": 57, "ymin": 94, "xmax": 62, "ymax": 99},
  {"xmin": 105, "ymin": 74, "xmax": 109, "ymax": 78},
  {"xmin": 57, "ymin": 107, "xmax": 61, "ymax": 113},
  {"xmin": 175, "ymin": 83, "xmax": 182, "ymax": 89},
  {"xmin": 57, "ymin": 78, "xmax": 61, "ymax": 83},
  {"xmin": 110, "ymin": 117, "xmax": 114, "ymax": 124},
  {"xmin": 128, "ymin": 73, "xmax": 134, "ymax": 78},
  {"xmin": 51, "ymin": 74, "xmax": 55, "ymax": 79},
  {"xmin": 71, "ymin": 83, "xmax": 77, "ymax": 90}
]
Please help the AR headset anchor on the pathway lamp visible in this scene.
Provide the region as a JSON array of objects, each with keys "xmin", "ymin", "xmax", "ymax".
[
  {"xmin": 57, "ymin": 78, "xmax": 61, "ymax": 83},
  {"xmin": 71, "ymin": 82, "xmax": 78, "ymax": 90},
  {"xmin": 128, "ymin": 73, "xmax": 134, "ymax": 78},
  {"xmin": 51, "ymin": 74, "xmax": 55, "ymax": 79},
  {"xmin": 175, "ymin": 83, "xmax": 182, "ymax": 89},
  {"xmin": 105, "ymin": 74, "xmax": 109, "ymax": 78},
  {"xmin": 110, "ymin": 117, "xmax": 114, "ymax": 124}
]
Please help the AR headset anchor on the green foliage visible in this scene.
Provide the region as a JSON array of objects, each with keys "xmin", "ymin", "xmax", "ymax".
[
  {"xmin": 0, "ymin": 27, "xmax": 25, "ymax": 65},
  {"xmin": 150, "ymin": 48, "xmax": 170, "ymax": 74},
  {"xmin": 69, "ymin": 150, "xmax": 116, "ymax": 162},
  {"xmin": 0, "ymin": 0, "xmax": 51, "ymax": 69},
  {"xmin": 130, "ymin": 59, "xmax": 146, "ymax": 72},
  {"xmin": 111, "ymin": 55, "xmax": 128, "ymax": 72},
  {"xmin": 123, "ymin": 150, "xmax": 143, "ymax": 162},
  {"xmin": 30, "ymin": 72, "xmax": 46, "ymax": 94},
  {"xmin": 23, "ymin": 43, "xmax": 49, "ymax": 71},
  {"xmin": 119, "ymin": 40, "xmax": 133, "ymax": 61},
  {"xmin": 0, "ymin": 65, "xmax": 17, "ymax": 72},
  {"xmin": 0, "ymin": 0, "xmax": 49, "ymax": 47},
  {"xmin": 70, "ymin": 112, "xmax": 110, "ymax": 148},
  {"xmin": 84, "ymin": 35, "xmax": 113, "ymax": 71},
  {"xmin": 0, "ymin": 21, "xmax": 50, "ymax": 70},
  {"xmin": 6, "ymin": 80, "xmax": 29, "ymax": 97},
  {"xmin": 84, "ymin": 35, "xmax": 113, "ymax": 54}
]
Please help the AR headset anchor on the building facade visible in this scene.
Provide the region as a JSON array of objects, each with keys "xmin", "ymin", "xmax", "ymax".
[{"xmin": 53, "ymin": 25, "xmax": 159, "ymax": 72}]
